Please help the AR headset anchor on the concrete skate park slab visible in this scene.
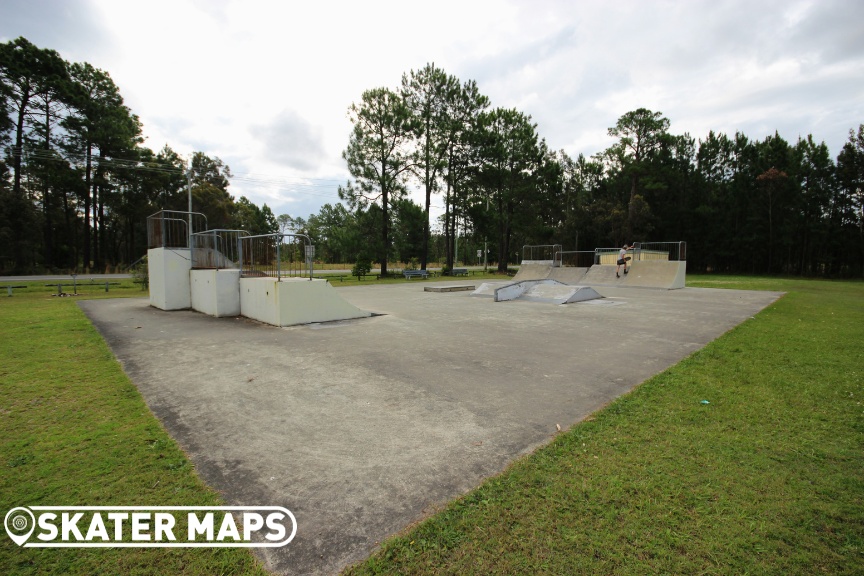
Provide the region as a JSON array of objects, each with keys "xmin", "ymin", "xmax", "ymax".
[{"xmin": 79, "ymin": 283, "xmax": 782, "ymax": 575}]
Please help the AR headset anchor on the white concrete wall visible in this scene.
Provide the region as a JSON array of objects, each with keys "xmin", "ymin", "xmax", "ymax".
[
  {"xmin": 240, "ymin": 277, "xmax": 371, "ymax": 327},
  {"xmin": 148, "ymin": 247, "xmax": 191, "ymax": 310},
  {"xmin": 191, "ymin": 269, "xmax": 241, "ymax": 317},
  {"xmin": 494, "ymin": 281, "xmax": 531, "ymax": 302},
  {"xmin": 672, "ymin": 261, "xmax": 687, "ymax": 289}
]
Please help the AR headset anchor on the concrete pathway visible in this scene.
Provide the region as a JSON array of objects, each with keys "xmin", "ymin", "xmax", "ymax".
[{"xmin": 79, "ymin": 283, "xmax": 782, "ymax": 575}]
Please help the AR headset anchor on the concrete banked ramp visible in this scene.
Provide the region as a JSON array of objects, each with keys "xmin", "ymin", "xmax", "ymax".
[
  {"xmin": 548, "ymin": 266, "xmax": 590, "ymax": 285},
  {"xmin": 512, "ymin": 264, "xmax": 589, "ymax": 285},
  {"xmin": 472, "ymin": 259, "xmax": 685, "ymax": 303},
  {"xmin": 512, "ymin": 261, "xmax": 686, "ymax": 290},
  {"xmin": 511, "ymin": 263, "xmax": 556, "ymax": 282},
  {"xmin": 580, "ymin": 261, "xmax": 686, "ymax": 289}
]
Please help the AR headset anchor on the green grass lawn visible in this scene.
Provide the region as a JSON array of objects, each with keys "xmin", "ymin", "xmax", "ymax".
[
  {"xmin": 344, "ymin": 275, "xmax": 864, "ymax": 575},
  {"xmin": 0, "ymin": 281, "xmax": 269, "ymax": 575},
  {"xmin": 2, "ymin": 275, "xmax": 862, "ymax": 575}
]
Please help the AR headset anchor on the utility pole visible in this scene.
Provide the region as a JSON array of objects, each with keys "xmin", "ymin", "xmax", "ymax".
[
  {"xmin": 454, "ymin": 217, "xmax": 458, "ymax": 268},
  {"xmin": 187, "ymin": 158, "xmax": 193, "ymax": 246},
  {"xmin": 483, "ymin": 193, "xmax": 489, "ymax": 270}
]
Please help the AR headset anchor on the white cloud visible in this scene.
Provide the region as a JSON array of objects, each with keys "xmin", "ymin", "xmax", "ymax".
[
  {"xmin": 248, "ymin": 110, "xmax": 327, "ymax": 172},
  {"xmin": 2, "ymin": 0, "xmax": 862, "ymax": 223}
]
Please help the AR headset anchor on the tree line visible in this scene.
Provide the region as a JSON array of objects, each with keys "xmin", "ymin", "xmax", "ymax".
[
  {"xmin": 0, "ymin": 37, "xmax": 277, "ymax": 274},
  {"xmin": 3, "ymin": 39, "xmax": 862, "ymax": 277},
  {"xmin": 334, "ymin": 63, "xmax": 863, "ymax": 276}
]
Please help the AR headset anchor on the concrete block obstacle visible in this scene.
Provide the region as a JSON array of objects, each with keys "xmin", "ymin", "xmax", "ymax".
[
  {"xmin": 148, "ymin": 246, "xmax": 371, "ymax": 327},
  {"xmin": 239, "ymin": 277, "xmax": 370, "ymax": 326},
  {"xmin": 424, "ymin": 285, "xmax": 475, "ymax": 293},
  {"xmin": 148, "ymin": 247, "xmax": 192, "ymax": 310}
]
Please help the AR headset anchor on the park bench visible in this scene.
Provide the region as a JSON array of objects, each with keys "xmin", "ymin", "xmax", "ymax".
[
  {"xmin": 403, "ymin": 270, "xmax": 429, "ymax": 280},
  {"xmin": 450, "ymin": 268, "xmax": 468, "ymax": 276}
]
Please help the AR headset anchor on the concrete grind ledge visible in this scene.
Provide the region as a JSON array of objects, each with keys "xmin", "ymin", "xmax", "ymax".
[
  {"xmin": 79, "ymin": 283, "xmax": 783, "ymax": 575},
  {"xmin": 424, "ymin": 284, "xmax": 475, "ymax": 292}
]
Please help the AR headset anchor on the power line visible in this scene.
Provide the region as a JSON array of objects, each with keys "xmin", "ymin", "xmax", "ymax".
[
  {"xmin": 9, "ymin": 147, "xmax": 448, "ymax": 207},
  {"xmin": 9, "ymin": 146, "xmax": 347, "ymax": 198},
  {"xmin": 12, "ymin": 147, "xmax": 186, "ymax": 176}
]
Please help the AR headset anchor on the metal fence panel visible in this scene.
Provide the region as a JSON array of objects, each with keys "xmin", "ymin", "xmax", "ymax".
[
  {"xmin": 239, "ymin": 233, "xmax": 315, "ymax": 280},
  {"xmin": 554, "ymin": 251, "xmax": 596, "ymax": 268},
  {"xmin": 191, "ymin": 230, "xmax": 249, "ymax": 269},
  {"xmin": 595, "ymin": 241, "xmax": 687, "ymax": 264},
  {"xmin": 633, "ymin": 241, "xmax": 687, "ymax": 261},
  {"xmin": 522, "ymin": 244, "xmax": 562, "ymax": 262},
  {"xmin": 146, "ymin": 210, "xmax": 208, "ymax": 249}
]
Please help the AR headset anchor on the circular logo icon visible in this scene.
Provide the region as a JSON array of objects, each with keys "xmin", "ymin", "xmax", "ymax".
[
  {"xmin": 11, "ymin": 515, "xmax": 28, "ymax": 531},
  {"xmin": 4, "ymin": 507, "xmax": 35, "ymax": 546}
]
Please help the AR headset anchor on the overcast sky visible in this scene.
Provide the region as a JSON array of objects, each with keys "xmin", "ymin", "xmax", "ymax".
[{"xmin": 2, "ymin": 0, "xmax": 862, "ymax": 222}]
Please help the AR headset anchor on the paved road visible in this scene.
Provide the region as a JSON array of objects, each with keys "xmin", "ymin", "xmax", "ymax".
[
  {"xmin": 80, "ymin": 283, "xmax": 782, "ymax": 575},
  {"xmin": 0, "ymin": 274, "xmax": 132, "ymax": 282},
  {"xmin": 0, "ymin": 267, "xmax": 495, "ymax": 283}
]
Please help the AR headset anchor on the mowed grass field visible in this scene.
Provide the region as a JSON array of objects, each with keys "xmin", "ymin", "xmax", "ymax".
[
  {"xmin": 0, "ymin": 281, "xmax": 269, "ymax": 575},
  {"xmin": 1, "ymin": 275, "xmax": 863, "ymax": 575}
]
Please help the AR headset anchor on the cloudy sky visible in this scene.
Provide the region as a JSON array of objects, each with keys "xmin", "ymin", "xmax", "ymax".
[{"xmin": 2, "ymin": 0, "xmax": 862, "ymax": 222}]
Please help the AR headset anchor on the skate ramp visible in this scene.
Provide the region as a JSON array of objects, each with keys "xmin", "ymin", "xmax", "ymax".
[
  {"xmin": 579, "ymin": 261, "xmax": 686, "ymax": 290},
  {"xmin": 518, "ymin": 282, "xmax": 602, "ymax": 304},
  {"xmin": 471, "ymin": 281, "xmax": 506, "ymax": 298},
  {"xmin": 512, "ymin": 263, "xmax": 553, "ymax": 282},
  {"xmin": 240, "ymin": 277, "xmax": 372, "ymax": 326},
  {"xmin": 513, "ymin": 263, "xmax": 589, "ymax": 285},
  {"xmin": 486, "ymin": 279, "xmax": 602, "ymax": 304},
  {"xmin": 548, "ymin": 266, "xmax": 589, "ymax": 285}
]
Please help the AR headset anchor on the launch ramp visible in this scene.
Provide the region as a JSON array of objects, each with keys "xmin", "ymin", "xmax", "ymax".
[{"xmin": 472, "ymin": 279, "xmax": 602, "ymax": 304}]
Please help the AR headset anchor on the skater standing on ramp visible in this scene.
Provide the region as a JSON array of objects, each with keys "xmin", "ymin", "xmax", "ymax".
[{"xmin": 617, "ymin": 244, "xmax": 634, "ymax": 278}]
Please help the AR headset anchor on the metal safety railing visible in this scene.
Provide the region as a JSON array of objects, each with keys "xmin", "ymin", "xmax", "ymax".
[
  {"xmin": 190, "ymin": 229, "xmax": 250, "ymax": 269},
  {"xmin": 633, "ymin": 241, "xmax": 687, "ymax": 261},
  {"xmin": 594, "ymin": 247, "xmax": 623, "ymax": 265},
  {"xmin": 522, "ymin": 244, "xmax": 563, "ymax": 263},
  {"xmin": 147, "ymin": 210, "xmax": 208, "ymax": 249},
  {"xmin": 595, "ymin": 241, "xmax": 687, "ymax": 264},
  {"xmin": 239, "ymin": 233, "xmax": 315, "ymax": 281}
]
